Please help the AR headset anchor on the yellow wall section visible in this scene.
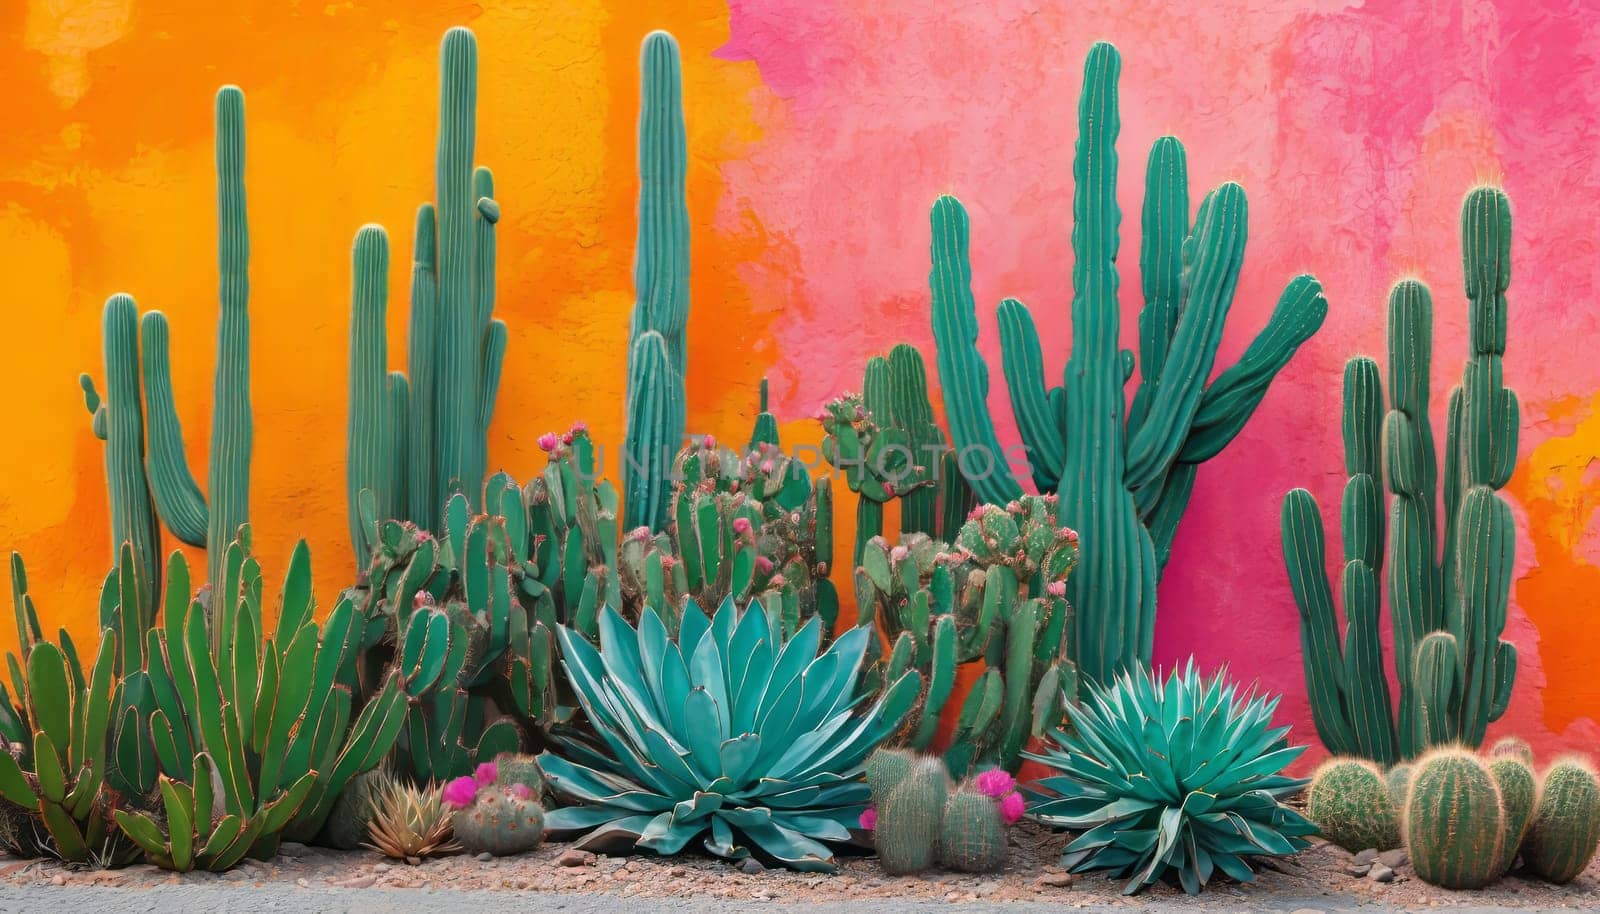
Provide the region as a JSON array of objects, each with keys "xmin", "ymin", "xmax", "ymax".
[{"xmin": 0, "ymin": 1, "xmax": 794, "ymax": 649}]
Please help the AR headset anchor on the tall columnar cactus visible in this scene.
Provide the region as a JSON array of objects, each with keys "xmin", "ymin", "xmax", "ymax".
[
  {"xmin": 347, "ymin": 27, "xmax": 505, "ymax": 561},
  {"xmin": 929, "ymin": 43, "xmax": 1327, "ymax": 687},
  {"xmin": 80, "ymin": 86, "xmax": 254, "ymax": 627},
  {"xmin": 1283, "ymin": 187, "xmax": 1518, "ymax": 763},
  {"xmin": 622, "ymin": 31, "xmax": 691, "ymax": 532}
]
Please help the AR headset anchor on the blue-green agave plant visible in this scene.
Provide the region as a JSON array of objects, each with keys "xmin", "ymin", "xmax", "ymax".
[
  {"xmin": 539, "ymin": 598, "xmax": 921, "ymax": 871},
  {"xmin": 1025, "ymin": 660, "xmax": 1316, "ymax": 895}
]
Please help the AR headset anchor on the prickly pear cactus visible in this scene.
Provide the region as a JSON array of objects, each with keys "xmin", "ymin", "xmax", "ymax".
[
  {"xmin": 1521, "ymin": 759, "xmax": 1600, "ymax": 884},
  {"xmin": 1305, "ymin": 758, "xmax": 1401, "ymax": 852},
  {"xmin": 1404, "ymin": 749, "xmax": 1504, "ymax": 889}
]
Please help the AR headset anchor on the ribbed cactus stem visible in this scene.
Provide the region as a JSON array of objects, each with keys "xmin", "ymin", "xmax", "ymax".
[
  {"xmin": 622, "ymin": 31, "xmax": 690, "ymax": 532},
  {"xmin": 348, "ymin": 225, "xmax": 391, "ymax": 563},
  {"xmin": 434, "ymin": 26, "xmax": 478, "ymax": 508},
  {"xmin": 94, "ymin": 295, "xmax": 161, "ymax": 622},
  {"xmin": 1405, "ymin": 749, "xmax": 1503, "ymax": 890},
  {"xmin": 207, "ymin": 84, "xmax": 252, "ymax": 596},
  {"xmin": 405, "ymin": 203, "xmax": 440, "ymax": 531},
  {"xmin": 1522, "ymin": 759, "xmax": 1600, "ymax": 884}
]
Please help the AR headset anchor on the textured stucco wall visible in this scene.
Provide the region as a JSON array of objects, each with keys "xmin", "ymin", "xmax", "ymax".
[{"xmin": 2, "ymin": 0, "xmax": 1597, "ymax": 763}]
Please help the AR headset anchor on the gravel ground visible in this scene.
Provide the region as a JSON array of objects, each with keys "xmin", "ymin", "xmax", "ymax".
[{"xmin": 0, "ymin": 822, "xmax": 1594, "ymax": 912}]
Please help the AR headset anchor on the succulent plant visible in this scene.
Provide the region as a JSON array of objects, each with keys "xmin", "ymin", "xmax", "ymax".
[
  {"xmin": 1305, "ymin": 758, "xmax": 1401, "ymax": 852},
  {"xmin": 1489, "ymin": 736, "xmax": 1535, "ymax": 765},
  {"xmin": 491, "ymin": 754, "xmax": 546, "ymax": 799},
  {"xmin": 864, "ymin": 748, "xmax": 916, "ymax": 799},
  {"xmin": 1521, "ymin": 759, "xmax": 1600, "ymax": 884},
  {"xmin": 938, "ymin": 784, "xmax": 1008, "ymax": 873},
  {"xmin": 1404, "ymin": 748, "xmax": 1503, "ymax": 889},
  {"xmin": 1385, "ymin": 764, "xmax": 1412, "ymax": 809},
  {"xmin": 79, "ymin": 85, "xmax": 253, "ymax": 619},
  {"xmin": 1284, "ymin": 187, "xmax": 1518, "ymax": 764},
  {"xmin": 366, "ymin": 780, "xmax": 458, "ymax": 863},
  {"xmin": 449, "ymin": 782, "xmax": 545, "ymax": 857},
  {"xmin": 323, "ymin": 768, "xmax": 393, "ymax": 851},
  {"xmin": 540, "ymin": 599, "xmax": 920, "ymax": 871},
  {"xmin": 1487, "ymin": 756, "xmax": 1536, "ymax": 876},
  {"xmin": 1027, "ymin": 660, "xmax": 1315, "ymax": 895},
  {"xmin": 930, "ymin": 42, "xmax": 1327, "ymax": 687},
  {"xmin": 874, "ymin": 757, "xmax": 950, "ymax": 875}
]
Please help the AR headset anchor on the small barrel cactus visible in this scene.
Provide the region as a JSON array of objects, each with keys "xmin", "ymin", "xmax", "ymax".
[
  {"xmin": 493, "ymin": 753, "xmax": 547, "ymax": 798},
  {"xmin": 866, "ymin": 748, "xmax": 917, "ymax": 800},
  {"xmin": 874, "ymin": 757, "xmax": 950, "ymax": 874},
  {"xmin": 937, "ymin": 786, "xmax": 1006, "ymax": 873},
  {"xmin": 1405, "ymin": 749, "xmax": 1504, "ymax": 890},
  {"xmin": 323, "ymin": 768, "xmax": 393, "ymax": 851},
  {"xmin": 1306, "ymin": 758, "xmax": 1400, "ymax": 851},
  {"xmin": 1487, "ymin": 757, "xmax": 1536, "ymax": 876},
  {"xmin": 1521, "ymin": 758, "xmax": 1600, "ymax": 884},
  {"xmin": 452, "ymin": 784, "xmax": 546, "ymax": 857},
  {"xmin": 1489, "ymin": 736, "xmax": 1535, "ymax": 765},
  {"xmin": 1385, "ymin": 764, "xmax": 1412, "ymax": 810}
]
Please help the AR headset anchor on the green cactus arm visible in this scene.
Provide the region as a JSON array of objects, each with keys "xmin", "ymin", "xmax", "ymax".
[
  {"xmin": 927, "ymin": 195, "xmax": 1023, "ymax": 505},
  {"xmin": 405, "ymin": 203, "xmax": 440, "ymax": 530},
  {"xmin": 207, "ymin": 84, "xmax": 252, "ymax": 592},
  {"xmin": 1452, "ymin": 486, "xmax": 1515, "ymax": 745},
  {"xmin": 1281, "ymin": 488, "xmax": 1357, "ymax": 755},
  {"xmin": 885, "ymin": 344, "xmax": 945, "ymax": 536},
  {"xmin": 1340, "ymin": 559, "xmax": 1399, "ymax": 764},
  {"xmin": 477, "ymin": 319, "xmax": 507, "ymax": 458},
  {"xmin": 139, "ymin": 310, "xmax": 210, "ymax": 547},
  {"xmin": 1177, "ymin": 274, "xmax": 1329, "ymax": 463},
  {"xmin": 435, "ymin": 26, "xmax": 480, "ymax": 509},
  {"xmin": 622, "ymin": 332, "xmax": 677, "ymax": 532},
  {"xmin": 1123, "ymin": 182, "xmax": 1249, "ymax": 503},
  {"xmin": 387, "ymin": 372, "xmax": 410, "ymax": 521},
  {"xmin": 996, "ymin": 297, "xmax": 1064, "ymax": 490},
  {"xmin": 1126, "ymin": 137, "xmax": 1189, "ymax": 441},
  {"xmin": 1462, "ymin": 186, "xmax": 1511, "ymax": 358},
  {"xmin": 469, "ymin": 167, "xmax": 500, "ymax": 494},
  {"xmin": 79, "ymin": 374, "xmax": 106, "ymax": 440},
  {"xmin": 96, "ymin": 295, "xmax": 163, "ymax": 614},
  {"xmin": 749, "ymin": 377, "xmax": 780, "ymax": 449},
  {"xmin": 1145, "ymin": 463, "xmax": 1196, "ymax": 573},
  {"xmin": 1411, "ymin": 632, "xmax": 1463, "ymax": 749},
  {"xmin": 347, "ymin": 225, "xmax": 390, "ymax": 564}
]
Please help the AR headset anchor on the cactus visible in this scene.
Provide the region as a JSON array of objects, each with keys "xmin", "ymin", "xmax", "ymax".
[
  {"xmin": 492, "ymin": 753, "xmax": 546, "ymax": 798},
  {"xmin": 323, "ymin": 768, "xmax": 392, "ymax": 851},
  {"xmin": 1284, "ymin": 187, "xmax": 1518, "ymax": 764},
  {"xmin": 865, "ymin": 747, "xmax": 916, "ymax": 799},
  {"xmin": 1386, "ymin": 764, "xmax": 1413, "ymax": 810},
  {"xmin": 874, "ymin": 757, "xmax": 950, "ymax": 875},
  {"xmin": 347, "ymin": 27, "xmax": 504, "ymax": 559},
  {"xmin": 79, "ymin": 86, "xmax": 254, "ymax": 632},
  {"xmin": 1521, "ymin": 759, "xmax": 1600, "ymax": 884},
  {"xmin": 365, "ymin": 779, "xmax": 457, "ymax": 862},
  {"xmin": 937, "ymin": 785, "xmax": 1007, "ymax": 873},
  {"xmin": 930, "ymin": 43, "xmax": 1326, "ymax": 689},
  {"xmin": 1487, "ymin": 756, "xmax": 1536, "ymax": 876},
  {"xmin": 1404, "ymin": 749, "xmax": 1503, "ymax": 889},
  {"xmin": 622, "ymin": 31, "xmax": 691, "ymax": 533},
  {"xmin": 1305, "ymin": 758, "xmax": 1401, "ymax": 852},
  {"xmin": 451, "ymin": 784, "xmax": 545, "ymax": 856},
  {"xmin": 1490, "ymin": 735, "xmax": 1535, "ymax": 765}
]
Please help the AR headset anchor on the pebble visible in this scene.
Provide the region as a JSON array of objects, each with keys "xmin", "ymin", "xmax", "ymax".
[
  {"xmin": 1377, "ymin": 849, "xmax": 1408, "ymax": 869},
  {"xmin": 279, "ymin": 842, "xmax": 310, "ymax": 858},
  {"xmin": 1353, "ymin": 848, "xmax": 1380, "ymax": 865},
  {"xmin": 373, "ymin": 863, "xmax": 391, "ymax": 873},
  {"xmin": 334, "ymin": 875, "xmax": 378, "ymax": 888},
  {"xmin": 295, "ymin": 877, "xmax": 310, "ymax": 887},
  {"xmin": 557, "ymin": 849, "xmax": 596, "ymax": 868},
  {"xmin": 477, "ymin": 852, "xmax": 494, "ymax": 862},
  {"xmin": 739, "ymin": 858, "xmax": 765, "ymax": 875},
  {"xmin": 1035, "ymin": 872, "xmax": 1076, "ymax": 888},
  {"xmin": 1344, "ymin": 863, "xmax": 1372, "ymax": 877},
  {"xmin": 1370, "ymin": 864, "xmax": 1395, "ymax": 883},
  {"xmin": 1287, "ymin": 909, "xmax": 1326, "ymax": 914},
  {"xmin": 670, "ymin": 866, "xmax": 687, "ymax": 876},
  {"xmin": 49, "ymin": 875, "xmax": 64, "ymax": 886}
]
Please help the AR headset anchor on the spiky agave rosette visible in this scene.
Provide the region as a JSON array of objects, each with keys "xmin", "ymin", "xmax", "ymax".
[
  {"xmin": 539, "ymin": 597, "xmax": 921, "ymax": 871},
  {"xmin": 1025, "ymin": 660, "xmax": 1316, "ymax": 895}
]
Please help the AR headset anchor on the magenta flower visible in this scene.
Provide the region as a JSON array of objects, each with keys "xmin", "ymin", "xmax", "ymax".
[
  {"xmin": 732, "ymin": 517, "xmax": 753, "ymax": 535},
  {"xmin": 754, "ymin": 555, "xmax": 774, "ymax": 575},
  {"xmin": 537, "ymin": 432, "xmax": 559, "ymax": 452},
  {"xmin": 858, "ymin": 806, "xmax": 877, "ymax": 831},
  {"xmin": 441, "ymin": 776, "xmax": 479, "ymax": 810},
  {"xmin": 889, "ymin": 545, "xmax": 909, "ymax": 563},
  {"xmin": 999, "ymin": 791, "xmax": 1025, "ymax": 825},
  {"xmin": 474, "ymin": 762, "xmax": 499, "ymax": 787},
  {"xmin": 571, "ymin": 421, "xmax": 588, "ymax": 433},
  {"xmin": 1046, "ymin": 581, "xmax": 1067, "ymax": 598},
  {"xmin": 509, "ymin": 784, "xmax": 534, "ymax": 800},
  {"xmin": 973, "ymin": 769, "xmax": 1016, "ymax": 799},
  {"xmin": 703, "ymin": 434, "xmax": 717, "ymax": 450}
]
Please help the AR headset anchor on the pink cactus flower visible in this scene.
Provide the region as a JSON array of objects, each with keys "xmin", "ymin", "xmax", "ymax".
[
  {"xmin": 754, "ymin": 556, "xmax": 774, "ymax": 574},
  {"xmin": 967, "ymin": 505, "xmax": 986, "ymax": 522},
  {"xmin": 859, "ymin": 806, "xmax": 878, "ymax": 831},
  {"xmin": 441, "ymin": 776, "xmax": 479, "ymax": 810},
  {"xmin": 509, "ymin": 784, "xmax": 534, "ymax": 800},
  {"xmin": 973, "ymin": 769, "xmax": 1016, "ymax": 799},
  {"xmin": 571, "ymin": 421, "xmax": 588, "ymax": 433},
  {"xmin": 561, "ymin": 432, "xmax": 575, "ymax": 445},
  {"xmin": 732, "ymin": 518, "xmax": 753, "ymax": 535},
  {"xmin": 412, "ymin": 530, "xmax": 430, "ymax": 544},
  {"xmin": 883, "ymin": 482, "xmax": 896, "ymax": 497},
  {"xmin": 703, "ymin": 434, "xmax": 717, "ymax": 450},
  {"xmin": 413, "ymin": 592, "xmax": 434, "ymax": 609},
  {"xmin": 474, "ymin": 762, "xmax": 499, "ymax": 787},
  {"xmin": 999, "ymin": 791, "xmax": 1026, "ymax": 825},
  {"xmin": 769, "ymin": 574, "xmax": 787, "ymax": 588},
  {"xmin": 760, "ymin": 460, "xmax": 775, "ymax": 474},
  {"xmin": 537, "ymin": 432, "xmax": 559, "ymax": 452},
  {"xmin": 1065, "ymin": 529, "xmax": 1079, "ymax": 543},
  {"xmin": 889, "ymin": 545, "xmax": 910, "ymax": 564},
  {"xmin": 1046, "ymin": 581, "xmax": 1067, "ymax": 598}
]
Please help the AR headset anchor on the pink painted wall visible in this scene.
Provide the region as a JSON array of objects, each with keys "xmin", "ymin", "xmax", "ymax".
[{"xmin": 716, "ymin": 0, "xmax": 1600, "ymax": 762}]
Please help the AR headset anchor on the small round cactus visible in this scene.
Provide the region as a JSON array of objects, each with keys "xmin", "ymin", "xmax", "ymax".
[
  {"xmin": 1488, "ymin": 735, "xmax": 1535, "ymax": 766},
  {"xmin": 1521, "ymin": 758, "xmax": 1600, "ymax": 884},
  {"xmin": 1385, "ymin": 763, "xmax": 1412, "ymax": 811},
  {"xmin": 874, "ymin": 757, "xmax": 950, "ymax": 874},
  {"xmin": 1306, "ymin": 758, "xmax": 1400, "ymax": 851},
  {"xmin": 1487, "ymin": 757, "xmax": 1536, "ymax": 876},
  {"xmin": 865, "ymin": 747, "xmax": 917, "ymax": 800},
  {"xmin": 323, "ymin": 768, "xmax": 392, "ymax": 850},
  {"xmin": 1404, "ymin": 749, "xmax": 1504, "ymax": 890},
  {"xmin": 452, "ymin": 784, "xmax": 546, "ymax": 857},
  {"xmin": 493, "ymin": 752, "xmax": 546, "ymax": 798},
  {"xmin": 937, "ymin": 786, "xmax": 1006, "ymax": 873}
]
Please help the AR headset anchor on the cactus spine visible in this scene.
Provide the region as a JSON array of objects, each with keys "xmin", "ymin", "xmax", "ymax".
[
  {"xmin": 937, "ymin": 785, "xmax": 1006, "ymax": 873},
  {"xmin": 492, "ymin": 753, "xmax": 546, "ymax": 798},
  {"xmin": 1404, "ymin": 749, "xmax": 1503, "ymax": 890},
  {"xmin": 930, "ymin": 43, "xmax": 1326, "ymax": 688},
  {"xmin": 622, "ymin": 31, "xmax": 690, "ymax": 532},
  {"xmin": 452, "ymin": 785, "xmax": 545, "ymax": 857},
  {"xmin": 1385, "ymin": 763, "xmax": 1412, "ymax": 810},
  {"xmin": 874, "ymin": 757, "xmax": 949, "ymax": 874},
  {"xmin": 1284, "ymin": 187, "xmax": 1518, "ymax": 764},
  {"xmin": 1490, "ymin": 735, "xmax": 1534, "ymax": 765},
  {"xmin": 1305, "ymin": 758, "xmax": 1401, "ymax": 851},
  {"xmin": 80, "ymin": 87, "xmax": 253, "ymax": 634},
  {"xmin": 347, "ymin": 27, "xmax": 505, "ymax": 559},
  {"xmin": 1487, "ymin": 756, "xmax": 1535, "ymax": 876},
  {"xmin": 1521, "ymin": 759, "xmax": 1600, "ymax": 884}
]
